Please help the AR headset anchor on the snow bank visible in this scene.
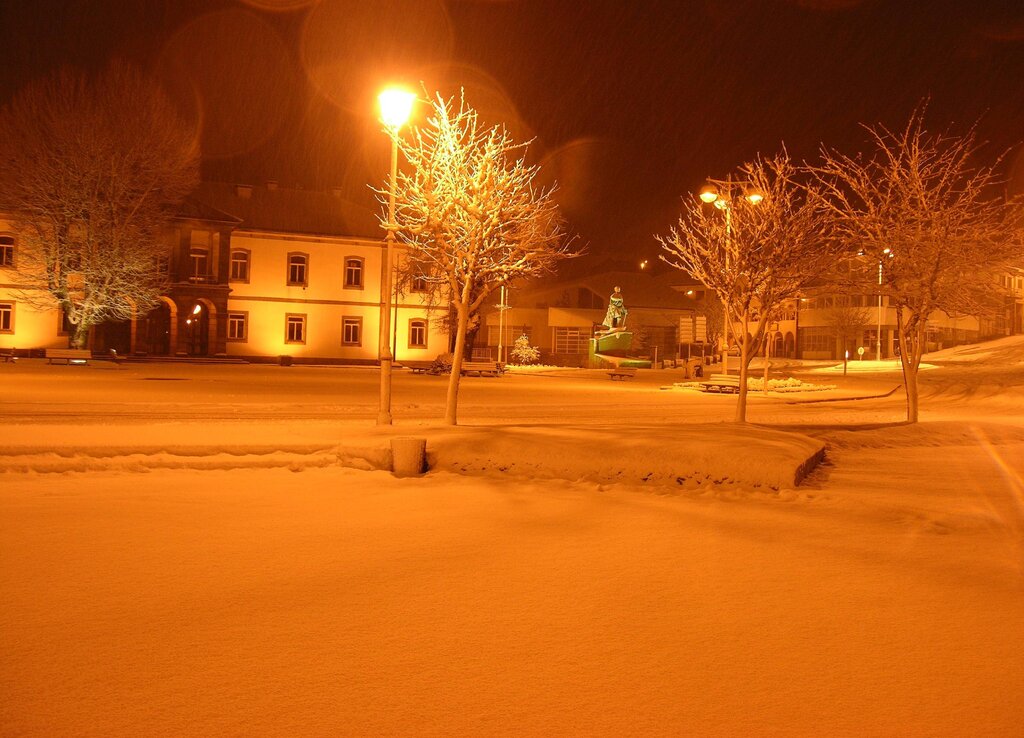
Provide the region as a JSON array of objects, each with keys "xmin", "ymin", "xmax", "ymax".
[{"xmin": 0, "ymin": 421, "xmax": 825, "ymax": 490}]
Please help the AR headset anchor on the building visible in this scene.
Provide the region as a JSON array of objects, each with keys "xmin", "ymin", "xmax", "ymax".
[{"xmin": 0, "ymin": 182, "xmax": 448, "ymax": 363}]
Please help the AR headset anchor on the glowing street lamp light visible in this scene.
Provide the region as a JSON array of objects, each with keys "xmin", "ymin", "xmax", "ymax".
[{"xmin": 377, "ymin": 87, "xmax": 415, "ymax": 426}]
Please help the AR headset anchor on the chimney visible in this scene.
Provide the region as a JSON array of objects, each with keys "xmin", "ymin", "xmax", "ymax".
[{"xmin": 236, "ymin": 184, "xmax": 253, "ymax": 199}]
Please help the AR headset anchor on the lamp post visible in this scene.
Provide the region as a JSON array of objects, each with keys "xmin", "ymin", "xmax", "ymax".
[
  {"xmin": 377, "ymin": 87, "xmax": 415, "ymax": 426},
  {"xmin": 875, "ymin": 247, "xmax": 892, "ymax": 362},
  {"xmin": 699, "ymin": 176, "xmax": 762, "ymax": 375}
]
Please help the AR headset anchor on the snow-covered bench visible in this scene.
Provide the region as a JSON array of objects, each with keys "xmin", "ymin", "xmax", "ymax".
[
  {"xmin": 461, "ymin": 361, "xmax": 503, "ymax": 377},
  {"xmin": 1, "ymin": 348, "xmax": 15, "ymax": 363},
  {"xmin": 45, "ymin": 348, "xmax": 91, "ymax": 365},
  {"xmin": 699, "ymin": 373, "xmax": 740, "ymax": 393},
  {"xmin": 607, "ymin": 367, "xmax": 637, "ymax": 380},
  {"xmin": 402, "ymin": 360, "xmax": 435, "ymax": 374}
]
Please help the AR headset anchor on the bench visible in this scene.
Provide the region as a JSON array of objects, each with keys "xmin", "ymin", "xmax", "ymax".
[
  {"xmin": 607, "ymin": 367, "xmax": 637, "ymax": 381},
  {"xmin": 1, "ymin": 348, "xmax": 15, "ymax": 363},
  {"xmin": 45, "ymin": 348, "xmax": 92, "ymax": 365},
  {"xmin": 460, "ymin": 360, "xmax": 503, "ymax": 377},
  {"xmin": 699, "ymin": 373, "xmax": 741, "ymax": 393},
  {"xmin": 402, "ymin": 360, "xmax": 436, "ymax": 374}
]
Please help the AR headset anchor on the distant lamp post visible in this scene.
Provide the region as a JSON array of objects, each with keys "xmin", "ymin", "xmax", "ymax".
[
  {"xmin": 872, "ymin": 247, "xmax": 894, "ymax": 362},
  {"xmin": 377, "ymin": 87, "xmax": 415, "ymax": 426},
  {"xmin": 698, "ymin": 177, "xmax": 763, "ymax": 374}
]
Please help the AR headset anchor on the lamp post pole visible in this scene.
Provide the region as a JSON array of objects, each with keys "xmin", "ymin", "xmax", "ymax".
[
  {"xmin": 378, "ymin": 133, "xmax": 400, "ymax": 425},
  {"xmin": 876, "ymin": 259, "xmax": 883, "ymax": 362},
  {"xmin": 722, "ymin": 204, "xmax": 732, "ymax": 375},
  {"xmin": 700, "ymin": 175, "xmax": 761, "ymax": 375},
  {"xmin": 376, "ymin": 88, "xmax": 415, "ymax": 426}
]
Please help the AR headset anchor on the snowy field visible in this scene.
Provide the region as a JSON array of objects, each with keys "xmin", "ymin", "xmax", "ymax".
[{"xmin": 2, "ymin": 337, "xmax": 1023, "ymax": 736}]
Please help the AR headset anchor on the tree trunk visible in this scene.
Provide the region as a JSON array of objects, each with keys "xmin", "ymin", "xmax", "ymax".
[
  {"xmin": 897, "ymin": 310, "xmax": 926, "ymax": 424},
  {"xmin": 734, "ymin": 309, "xmax": 751, "ymax": 423},
  {"xmin": 70, "ymin": 320, "xmax": 90, "ymax": 350},
  {"xmin": 444, "ymin": 298, "xmax": 471, "ymax": 426}
]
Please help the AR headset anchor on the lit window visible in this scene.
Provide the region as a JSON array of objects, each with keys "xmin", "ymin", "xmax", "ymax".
[
  {"xmin": 342, "ymin": 316, "xmax": 362, "ymax": 346},
  {"xmin": 227, "ymin": 312, "xmax": 248, "ymax": 341},
  {"xmin": 230, "ymin": 250, "xmax": 250, "ymax": 282},
  {"xmin": 0, "ymin": 302, "xmax": 12, "ymax": 333},
  {"xmin": 288, "ymin": 253, "xmax": 308, "ymax": 286},
  {"xmin": 408, "ymin": 318, "xmax": 427, "ymax": 348},
  {"xmin": 344, "ymin": 257, "xmax": 363, "ymax": 288},
  {"xmin": 285, "ymin": 314, "xmax": 306, "ymax": 344},
  {"xmin": 0, "ymin": 235, "xmax": 14, "ymax": 268},
  {"xmin": 190, "ymin": 247, "xmax": 209, "ymax": 279},
  {"xmin": 553, "ymin": 327, "xmax": 587, "ymax": 354}
]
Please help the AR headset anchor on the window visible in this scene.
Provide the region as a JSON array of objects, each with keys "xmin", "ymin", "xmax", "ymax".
[
  {"xmin": 230, "ymin": 250, "xmax": 250, "ymax": 282},
  {"xmin": 287, "ymin": 253, "xmax": 308, "ymax": 287},
  {"xmin": 553, "ymin": 327, "xmax": 588, "ymax": 354},
  {"xmin": 342, "ymin": 316, "xmax": 362, "ymax": 346},
  {"xmin": 344, "ymin": 257, "xmax": 363, "ymax": 288},
  {"xmin": 798, "ymin": 327, "xmax": 833, "ymax": 354},
  {"xmin": 57, "ymin": 308, "xmax": 73, "ymax": 336},
  {"xmin": 155, "ymin": 254, "xmax": 170, "ymax": 276},
  {"xmin": 487, "ymin": 325, "xmax": 531, "ymax": 347},
  {"xmin": 285, "ymin": 314, "xmax": 306, "ymax": 344},
  {"xmin": 0, "ymin": 302, "xmax": 12, "ymax": 333},
  {"xmin": 190, "ymin": 247, "xmax": 209, "ymax": 280},
  {"xmin": 411, "ymin": 275, "xmax": 428, "ymax": 293},
  {"xmin": 227, "ymin": 312, "xmax": 248, "ymax": 342},
  {"xmin": 408, "ymin": 318, "xmax": 427, "ymax": 348},
  {"xmin": 0, "ymin": 235, "xmax": 14, "ymax": 268}
]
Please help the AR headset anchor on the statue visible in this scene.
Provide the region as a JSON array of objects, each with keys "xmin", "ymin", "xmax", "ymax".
[{"xmin": 599, "ymin": 286, "xmax": 628, "ymax": 334}]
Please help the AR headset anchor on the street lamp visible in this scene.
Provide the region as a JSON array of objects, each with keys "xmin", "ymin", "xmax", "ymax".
[
  {"xmin": 876, "ymin": 247, "xmax": 892, "ymax": 360},
  {"xmin": 377, "ymin": 87, "xmax": 415, "ymax": 426},
  {"xmin": 698, "ymin": 176, "xmax": 763, "ymax": 375}
]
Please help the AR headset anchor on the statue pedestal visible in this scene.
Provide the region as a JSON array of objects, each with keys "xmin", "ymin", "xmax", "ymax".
[{"xmin": 589, "ymin": 330, "xmax": 634, "ymax": 368}]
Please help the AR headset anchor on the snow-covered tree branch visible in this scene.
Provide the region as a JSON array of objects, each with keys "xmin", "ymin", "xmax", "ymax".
[
  {"xmin": 813, "ymin": 111, "xmax": 1024, "ymax": 422},
  {"xmin": 0, "ymin": 62, "xmax": 200, "ymax": 349},
  {"xmin": 659, "ymin": 152, "xmax": 836, "ymax": 422},
  {"xmin": 384, "ymin": 92, "xmax": 577, "ymax": 425}
]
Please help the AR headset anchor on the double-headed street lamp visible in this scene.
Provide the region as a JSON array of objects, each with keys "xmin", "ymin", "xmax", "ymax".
[
  {"xmin": 377, "ymin": 87, "xmax": 416, "ymax": 426},
  {"xmin": 859, "ymin": 246, "xmax": 894, "ymax": 361},
  {"xmin": 698, "ymin": 177, "xmax": 762, "ymax": 375}
]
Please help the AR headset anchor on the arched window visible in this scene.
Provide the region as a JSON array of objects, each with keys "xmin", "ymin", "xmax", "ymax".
[
  {"xmin": 344, "ymin": 257, "xmax": 364, "ymax": 289},
  {"xmin": 287, "ymin": 253, "xmax": 308, "ymax": 287}
]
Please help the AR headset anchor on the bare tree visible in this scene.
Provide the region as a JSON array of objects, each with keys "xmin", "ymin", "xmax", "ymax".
[
  {"xmin": 0, "ymin": 62, "xmax": 199, "ymax": 348},
  {"xmin": 659, "ymin": 152, "xmax": 836, "ymax": 422},
  {"xmin": 823, "ymin": 297, "xmax": 872, "ymax": 369},
  {"xmin": 814, "ymin": 112, "xmax": 1023, "ymax": 422},
  {"xmin": 386, "ymin": 93, "xmax": 576, "ymax": 425}
]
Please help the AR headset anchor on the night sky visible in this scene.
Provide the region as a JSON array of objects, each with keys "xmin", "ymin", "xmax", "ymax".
[{"xmin": 2, "ymin": 0, "xmax": 1023, "ymax": 266}]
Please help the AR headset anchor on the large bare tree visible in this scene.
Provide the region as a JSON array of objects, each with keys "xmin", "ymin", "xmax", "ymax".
[
  {"xmin": 814, "ymin": 112, "xmax": 1023, "ymax": 422},
  {"xmin": 0, "ymin": 62, "xmax": 199, "ymax": 348},
  {"xmin": 386, "ymin": 93, "xmax": 575, "ymax": 425},
  {"xmin": 659, "ymin": 152, "xmax": 836, "ymax": 422}
]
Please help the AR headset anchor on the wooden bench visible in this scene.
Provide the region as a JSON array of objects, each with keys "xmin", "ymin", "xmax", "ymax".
[
  {"xmin": 460, "ymin": 360, "xmax": 503, "ymax": 377},
  {"xmin": 607, "ymin": 367, "xmax": 637, "ymax": 381},
  {"xmin": 699, "ymin": 373, "xmax": 741, "ymax": 393},
  {"xmin": 1, "ymin": 348, "xmax": 15, "ymax": 363},
  {"xmin": 402, "ymin": 360, "xmax": 436, "ymax": 374},
  {"xmin": 45, "ymin": 348, "xmax": 92, "ymax": 365}
]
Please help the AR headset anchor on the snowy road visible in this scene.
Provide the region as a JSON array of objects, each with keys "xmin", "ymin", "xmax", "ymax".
[{"xmin": 2, "ymin": 339, "xmax": 1023, "ymax": 735}]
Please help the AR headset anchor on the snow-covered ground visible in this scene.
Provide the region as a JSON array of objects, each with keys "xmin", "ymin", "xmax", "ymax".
[{"xmin": 1, "ymin": 336, "xmax": 1023, "ymax": 736}]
